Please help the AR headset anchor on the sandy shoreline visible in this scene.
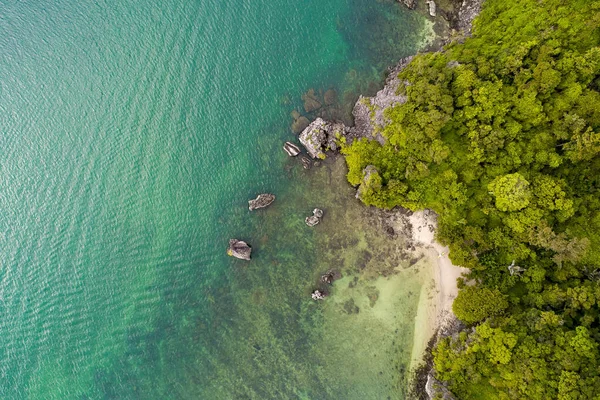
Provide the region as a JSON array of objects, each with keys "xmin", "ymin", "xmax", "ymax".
[{"xmin": 403, "ymin": 210, "xmax": 468, "ymax": 370}]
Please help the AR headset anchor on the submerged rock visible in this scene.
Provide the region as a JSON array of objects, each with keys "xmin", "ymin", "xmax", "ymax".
[
  {"xmin": 227, "ymin": 239, "xmax": 252, "ymax": 260},
  {"xmin": 323, "ymin": 88, "xmax": 338, "ymax": 106},
  {"xmin": 248, "ymin": 193, "xmax": 275, "ymax": 211},
  {"xmin": 291, "ymin": 115, "xmax": 310, "ymax": 134},
  {"xmin": 301, "ymin": 156, "xmax": 312, "ymax": 170},
  {"xmin": 302, "ymin": 88, "xmax": 322, "ymax": 113},
  {"xmin": 283, "ymin": 141, "xmax": 301, "ymax": 156}
]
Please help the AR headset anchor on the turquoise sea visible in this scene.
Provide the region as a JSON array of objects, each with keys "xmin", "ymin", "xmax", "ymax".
[{"xmin": 0, "ymin": 0, "xmax": 436, "ymax": 398}]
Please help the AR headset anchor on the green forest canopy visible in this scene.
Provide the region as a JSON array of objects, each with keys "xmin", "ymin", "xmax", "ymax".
[{"xmin": 343, "ymin": 0, "xmax": 600, "ymax": 398}]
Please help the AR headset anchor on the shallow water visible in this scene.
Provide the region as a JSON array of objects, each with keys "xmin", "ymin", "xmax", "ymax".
[{"xmin": 0, "ymin": 0, "xmax": 435, "ymax": 398}]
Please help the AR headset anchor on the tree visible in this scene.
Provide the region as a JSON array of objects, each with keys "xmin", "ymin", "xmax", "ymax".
[
  {"xmin": 488, "ymin": 173, "xmax": 531, "ymax": 212},
  {"xmin": 452, "ymin": 286, "xmax": 508, "ymax": 324}
]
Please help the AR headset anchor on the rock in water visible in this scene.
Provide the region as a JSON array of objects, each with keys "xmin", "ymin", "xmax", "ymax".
[
  {"xmin": 305, "ymin": 208, "xmax": 324, "ymax": 226},
  {"xmin": 283, "ymin": 141, "xmax": 301, "ymax": 156},
  {"xmin": 305, "ymin": 215, "xmax": 320, "ymax": 227},
  {"xmin": 248, "ymin": 194, "xmax": 275, "ymax": 211},
  {"xmin": 311, "ymin": 289, "xmax": 327, "ymax": 300},
  {"xmin": 299, "ymin": 118, "xmax": 328, "ymax": 159},
  {"xmin": 426, "ymin": 0, "xmax": 437, "ymax": 17},
  {"xmin": 227, "ymin": 239, "xmax": 252, "ymax": 260}
]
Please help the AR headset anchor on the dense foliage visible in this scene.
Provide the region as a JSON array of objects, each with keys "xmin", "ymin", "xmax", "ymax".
[{"xmin": 343, "ymin": 0, "xmax": 600, "ymax": 398}]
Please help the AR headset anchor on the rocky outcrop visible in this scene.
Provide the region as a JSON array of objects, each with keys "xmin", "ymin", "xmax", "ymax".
[
  {"xmin": 457, "ymin": 0, "xmax": 483, "ymax": 34},
  {"xmin": 397, "ymin": 0, "xmax": 416, "ymax": 9},
  {"xmin": 426, "ymin": 374, "xmax": 457, "ymax": 400},
  {"xmin": 283, "ymin": 141, "xmax": 301, "ymax": 156},
  {"xmin": 299, "ymin": 118, "xmax": 347, "ymax": 159},
  {"xmin": 248, "ymin": 193, "xmax": 275, "ymax": 211},
  {"xmin": 305, "ymin": 208, "xmax": 324, "ymax": 227},
  {"xmin": 346, "ymin": 56, "xmax": 413, "ymax": 145},
  {"xmin": 227, "ymin": 239, "xmax": 252, "ymax": 260}
]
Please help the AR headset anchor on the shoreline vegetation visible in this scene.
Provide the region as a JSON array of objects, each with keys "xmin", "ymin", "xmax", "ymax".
[
  {"xmin": 287, "ymin": 0, "xmax": 600, "ymax": 398},
  {"xmin": 338, "ymin": 0, "xmax": 600, "ymax": 398}
]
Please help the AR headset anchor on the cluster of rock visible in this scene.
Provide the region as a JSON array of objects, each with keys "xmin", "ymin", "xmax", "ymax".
[{"xmin": 305, "ymin": 208, "xmax": 324, "ymax": 227}]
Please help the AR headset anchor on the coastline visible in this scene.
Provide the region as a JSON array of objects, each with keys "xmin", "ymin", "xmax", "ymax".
[{"xmin": 291, "ymin": 0, "xmax": 484, "ymax": 396}]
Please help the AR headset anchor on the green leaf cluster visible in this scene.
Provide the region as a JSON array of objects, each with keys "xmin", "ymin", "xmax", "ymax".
[{"xmin": 342, "ymin": 0, "xmax": 600, "ymax": 397}]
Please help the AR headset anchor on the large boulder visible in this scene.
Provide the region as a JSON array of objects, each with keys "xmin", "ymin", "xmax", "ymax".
[
  {"xmin": 227, "ymin": 239, "xmax": 252, "ymax": 260},
  {"xmin": 299, "ymin": 118, "xmax": 328, "ymax": 159},
  {"xmin": 248, "ymin": 194, "xmax": 275, "ymax": 211},
  {"xmin": 299, "ymin": 118, "xmax": 347, "ymax": 159}
]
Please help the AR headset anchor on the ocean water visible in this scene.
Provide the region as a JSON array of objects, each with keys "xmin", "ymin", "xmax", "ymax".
[{"xmin": 0, "ymin": 0, "xmax": 434, "ymax": 398}]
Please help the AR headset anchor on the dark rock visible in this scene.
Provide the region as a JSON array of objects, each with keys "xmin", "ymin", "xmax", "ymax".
[
  {"xmin": 227, "ymin": 239, "xmax": 252, "ymax": 260},
  {"xmin": 283, "ymin": 141, "xmax": 301, "ymax": 156},
  {"xmin": 248, "ymin": 193, "xmax": 275, "ymax": 211},
  {"xmin": 302, "ymin": 89, "xmax": 322, "ymax": 113}
]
